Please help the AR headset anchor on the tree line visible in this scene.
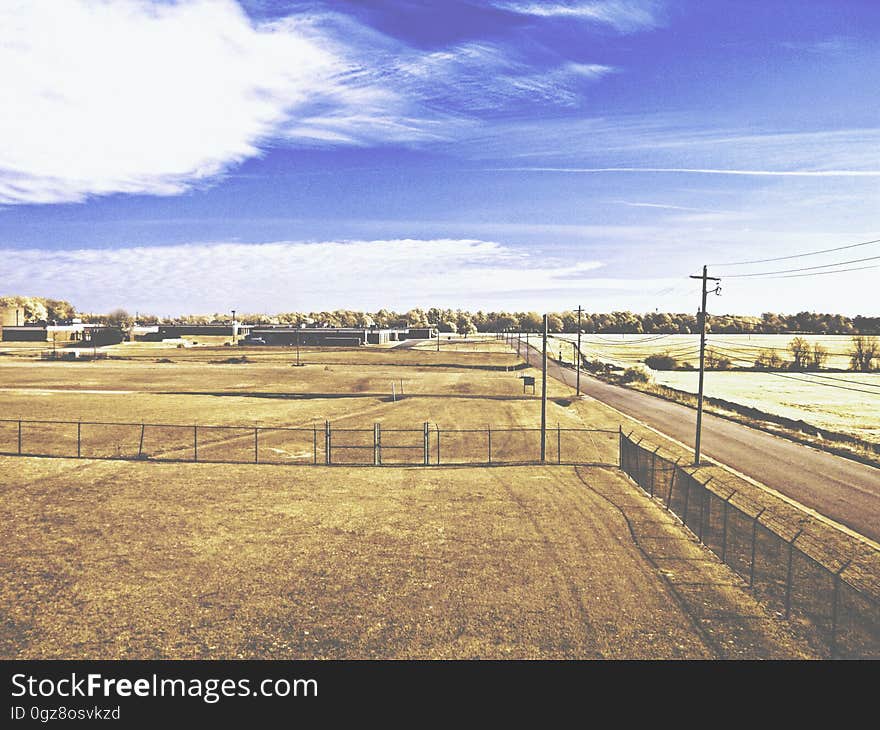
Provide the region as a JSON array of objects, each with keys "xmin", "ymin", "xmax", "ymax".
[{"xmin": 2, "ymin": 297, "xmax": 878, "ymax": 335}]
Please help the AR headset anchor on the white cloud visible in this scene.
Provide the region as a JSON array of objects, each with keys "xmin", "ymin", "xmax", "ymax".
[
  {"xmin": 492, "ymin": 1, "xmax": 663, "ymax": 32},
  {"xmin": 0, "ymin": 1, "xmax": 617, "ymax": 204},
  {"xmin": 0, "ymin": 239, "xmax": 604, "ymax": 313},
  {"xmin": 0, "ymin": 0, "xmax": 375, "ymax": 203}
]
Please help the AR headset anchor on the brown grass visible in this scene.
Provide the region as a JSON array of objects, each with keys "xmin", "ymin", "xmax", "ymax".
[{"xmin": 0, "ymin": 458, "xmax": 813, "ymax": 659}]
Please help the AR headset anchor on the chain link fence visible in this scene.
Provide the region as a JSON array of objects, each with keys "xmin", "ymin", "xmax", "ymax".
[
  {"xmin": 619, "ymin": 429, "xmax": 880, "ymax": 659},
  {"xmin": 0, "ymin": 417, "xmax": 618, "ymax": 467}
]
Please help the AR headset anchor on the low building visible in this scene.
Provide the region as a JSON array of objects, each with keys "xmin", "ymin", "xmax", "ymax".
[
  {"xmin": 134, "ymin": 324, "xmax": 252, "ymax": 341},
  {"xmin": 242, "ymin": 326, "xmax": 431, "ymax": 347},
  {"xmin": 405, "ymin": 327, "xmax": 437, "ymax": 339}
]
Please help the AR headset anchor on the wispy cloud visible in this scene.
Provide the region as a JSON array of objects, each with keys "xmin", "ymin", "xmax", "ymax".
[
  {"xmin": 493, "ymin": 167, "xmax": 880, "ymax": 177},
  {"xmin": 492, "ymin": 1, "xmax": 664, "ymax": 32},
  {"xmin": 0, "ymin": 239, "xmax": 603, "ymax": 312},
  {"xmin": 780, "ymin": 36, "xmax": 855, "ymax": 56},
  {"xmin": 615, "ymin": 201, "xmax": 725, "ymax": 212}
]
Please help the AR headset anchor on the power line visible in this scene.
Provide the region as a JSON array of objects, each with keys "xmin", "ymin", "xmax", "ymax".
[
  {"xmin": 761, "ymin": 371, "xmax": 880, "ymax": 397},
  {"xmin": 583, "ymin": 334, "xmax": 679, "ymax": 345},
  {"xmin": 753, "ymin": 263, "xmax": 880, "ymax": 280},
  {"xmin": 710, "ymin": 236, "xmax": 880, "ymax": 267},
  {"xmin": 707, "ymin": 338, "xmax": 851, "ymax": 355},
  {"xmin": 724, "ymin": 253, "xmax": 880, "ymax": 278},
  {"xmin": 706, "ymin": 345, "xmax": 880, "ymax": 396},
  {"xmin": 792, "ymin": 371, "xmax": 880, "ymax": 389}
]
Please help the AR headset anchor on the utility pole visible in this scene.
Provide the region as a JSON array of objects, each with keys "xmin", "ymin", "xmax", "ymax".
[
  {"xmin": 575, "ymin": 305, "xmax": 583, "ymax": 396},
  {"xmin": 231, "ymin": 309, "xmax": 237, "ymax": 346},
  {"xmin": 541, "ymin": 314, "xmax": 548, "ymax": 463},
  {"xmin": 689, "ymin": 265, "xmax": 721, "ymax": 465}
]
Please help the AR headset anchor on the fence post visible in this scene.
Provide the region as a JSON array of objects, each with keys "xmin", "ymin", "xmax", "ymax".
[
  {"xmin": 618, "ymin": 425, "xmax": 623, "ymax": 470},
  {"xmin": 193, "ymin": 425, "xmax": 198, "ymax": 462},
  {"xmin": 77, "ymin": 421, "xmax": 82, "ymax": 458},
  {"xmin": 138, "ymin": 423, "xmax": 145, "ymax": 459},
  {"xmin": 830, "ymin": 560, "xmax": 851, "ymax": 660},
  {"xmin": 749, "ymin": 507, "xmax": 766, "ymax": 587},
  {"xmin": 682, "ymin": 473, "xmax": 691, "ymax": 527},
  {"xmin": 699, "ymin": 478, "xmax": 712, "ymax": 544},
  {"xmin": 424, "ymin": 422, "xmax": 429, "ymax": 466},
  {"xmin": 649, "ymin": 447, "xmax": 656, "ymax": 496},
  {"xmin": 721, "ymin": 490, "xmax": 735, "ymax": 564},
  {"xmin": 254, "ymin": 427, "xmax": 259, "ymax": 464},
  {"xmin": 436, "ymin": 425, "xmax": 441, "ymax": 465},
  {"xmin": 377, "ymin": 423, "xmax": 382, "ymax": 466},
  {"xmin": 634, "ymin": 441, "xmax": 641, "ymax": 485},
  {"xmin": 487, "ymin": 424, "xmax": 492, "ymax": 465},
  {"xmin": 325, "ymin": 421, "xmax": 331, "ymax": 465},
  {"xmin": 313, "ymin": 426, "xmax": 318, "ymax": 465},
  {"xmin": 557, "ymin": 422, "xmax": 561, "ymax": 464},
  {"xmin": 18, "ymin": 419, "xmax": 22, "ymax": 455},
  {"xmin": 666, "ymin": 459, "xmax": 680, "ymax": 509},
  {"xmin": 784, "ymin": 529, "xmax": 803, "ymax": 618}
]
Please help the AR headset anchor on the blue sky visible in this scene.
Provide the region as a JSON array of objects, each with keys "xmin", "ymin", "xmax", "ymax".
[{"xmin": 1, "ymin": 0, "xmax": 878, "ymax": 316}]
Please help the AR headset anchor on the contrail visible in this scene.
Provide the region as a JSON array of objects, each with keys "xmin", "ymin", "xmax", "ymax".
[{"xmin": 493, "ymin": 167, "xmax": 880, "ymax": 177}]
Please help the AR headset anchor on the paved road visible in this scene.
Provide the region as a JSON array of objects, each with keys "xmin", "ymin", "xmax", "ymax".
[{"xmin": 525, "ymin": 344, "xmax": 880, "ymax": 543}]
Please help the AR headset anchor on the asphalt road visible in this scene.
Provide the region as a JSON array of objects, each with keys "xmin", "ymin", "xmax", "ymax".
[{"xmin": 528, "ymin": 345, "xmax": 880, "ymax": 543}]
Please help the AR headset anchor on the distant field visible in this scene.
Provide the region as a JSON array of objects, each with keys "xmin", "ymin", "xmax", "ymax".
[
  {"xmin": 553, "ymin": 333, "xmax": 867, "ymax": 371},
  {"xmin": 551, "ymin": 333, "xmax": 880, "ymax": 444},
  {"xmin": 651, "ymin": 371, "xmax": 880, "ymax": 444}
]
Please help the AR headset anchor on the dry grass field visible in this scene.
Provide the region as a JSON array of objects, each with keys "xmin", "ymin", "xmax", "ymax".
[
  {"xmin": 1, "ymin": 458, "xmax": 814, "ymax": 659},
  {"xmin": 552, "ymin": 333, "xmax": 880, "ymax": 445},
  {"xmin": 651, "ymin": 371, "xmax": 880, "ymax": 444},
  {"xmin": 554, "ymin": 333, "xmax": 868, "ymax": 370},
  {"xmin": 0, "ymin": 340, "xmax": 842, "ymax": 659}
]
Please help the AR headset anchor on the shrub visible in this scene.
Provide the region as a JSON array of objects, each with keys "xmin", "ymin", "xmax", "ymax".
[
  {"xmin": 622, "ymin": 366, "xmax": 651, "ymax": 384},
  {"xmin": 704, "ymin": 348, "xmax": 731, "ymax": 370},
  {"xmin": 754, "ymin": 350, "xmax": 783, "ymax": 369},
  {"xmin": 644, "ymin": 352, "xmax": 677, "ymax": 370}
]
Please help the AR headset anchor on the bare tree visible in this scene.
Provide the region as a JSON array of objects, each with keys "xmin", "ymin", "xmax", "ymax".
[
  {"xmin": 809, "ymin": 343, "xmax": 828, "ymax": 370},
  {"xmin": 788, "ymin": 337, "xmax": 811, "ymax": 370},
  {"xmin": 850, "ymin": 335, "xmax": 879, "ymax": 372}
]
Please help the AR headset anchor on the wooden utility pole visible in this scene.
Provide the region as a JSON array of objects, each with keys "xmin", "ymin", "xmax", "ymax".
[
  {"xmin": 689, "ymin": 265, "xmax": 721, "ymax": 465},
  {"xmin": 541, "ymin": 314, "xmax": 548, "ymax": 463},
  {"xmin": 231, "ymin": 309, "xmax": 237, "ymax": 346},
  {"xmin": 575, "ymin": 305, "xmax": 583, "ymax": 396}
]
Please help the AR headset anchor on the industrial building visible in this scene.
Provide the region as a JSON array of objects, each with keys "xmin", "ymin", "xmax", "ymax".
[
  {"xmin": 0, "ymin": 323, "xmax": 124, "ymax": 346},
  {"xmin": 243, "ymin": 326, "xmax": 437, "ymax": 347},
  {"xmin": 133, "ymin": 324, "xmax": 252, "ymax": 341}
]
